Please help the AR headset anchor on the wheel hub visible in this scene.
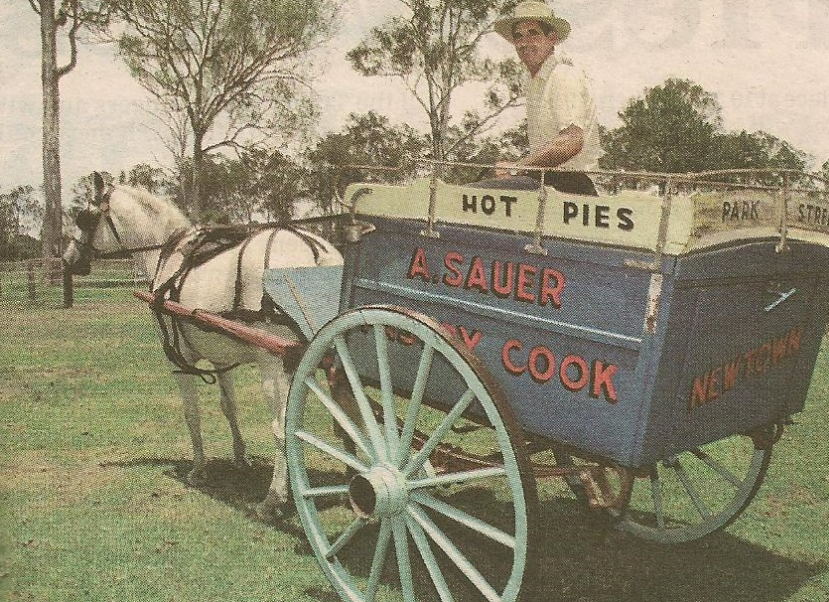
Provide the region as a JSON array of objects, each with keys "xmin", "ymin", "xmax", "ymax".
[{"xmin": 348, "ymin": 465, "xmax": 408, "ymax": 519}]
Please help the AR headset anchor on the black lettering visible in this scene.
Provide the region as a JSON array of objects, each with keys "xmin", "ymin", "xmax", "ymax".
[
  {"xmin": 500, "ymin": 196, "xmax": 518, "ymax": 217},
  {"xmin": 617, "ymin": 207, "xmax": 635, "ymax": 231},
  {"xmin": 563, "ymin": 201, "xmax": 578, "ymax": 224},
  {"xmin": 798, "ymin": 204, "xmax": 806, "ymax": 221},
  {"xmin": 481, "ymin": 195, "xmax": 496, "ymax": 215},
  {"xmin": 595, "ymin": 205, "xmax": 610, "ymax": 228},
  {"xmin": 722, "ymin": 202, "xmax": 732, "ymax": 222},
  {"xmin": 462, "ymin": 195, "xmax": 477, "ymax": 213},
  {"xmin": 582, "ymin": 204, "xmax": 590, "ymax": 226}
]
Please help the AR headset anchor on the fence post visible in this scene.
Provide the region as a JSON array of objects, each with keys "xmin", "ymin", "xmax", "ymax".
[
  {"xmin": 27, "ymin": 260, "xmax": 36, "ymax": 300},
  {"xmin": 62, "ymin": 261, "xmax": 73, "ymax": 308}
]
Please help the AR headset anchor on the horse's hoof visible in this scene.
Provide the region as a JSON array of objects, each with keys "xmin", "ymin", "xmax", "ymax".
[
  {"xmin": 233, "ymin": 456, "xmax": 252, "ymax": 470},
  {"xmin": 252, "ymin": 493, "xmax": 289, "ymax": 522},
  {"xmin": 186, "ymin": 468, "xmax": 207, "ymax": 486}
]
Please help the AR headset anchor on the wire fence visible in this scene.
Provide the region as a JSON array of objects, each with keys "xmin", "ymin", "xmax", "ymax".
[{"xmin": 0, "ymin": 258, "xmax": 149, "ymax": 309}]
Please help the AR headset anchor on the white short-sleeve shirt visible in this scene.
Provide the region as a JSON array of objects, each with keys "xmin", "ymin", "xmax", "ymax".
[{"xmin": 526, "ymin": 53, "xmax": 602, "ymax": 171}]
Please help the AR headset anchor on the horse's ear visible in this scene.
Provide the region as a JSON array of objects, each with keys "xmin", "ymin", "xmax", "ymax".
[{"xmin": 93, "ymin": 172, "xmax": 105, "ymax": 203}]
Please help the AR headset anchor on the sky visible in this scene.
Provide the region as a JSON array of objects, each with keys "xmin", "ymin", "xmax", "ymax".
[{"xmin": 2, "ymin": 0, "xmax": 829, "ymax": 194}]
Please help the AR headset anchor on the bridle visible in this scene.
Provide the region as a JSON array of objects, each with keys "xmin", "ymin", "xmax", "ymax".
[{"xmin": 72, "ymin": 184, "xmax": 166, "ymax": 260}]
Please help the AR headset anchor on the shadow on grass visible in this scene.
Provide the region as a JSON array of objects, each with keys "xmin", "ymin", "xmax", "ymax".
[
  {"xmin": 102, "ymin": 456, "xmax": 824, "ymax": 602},
  {"xmin": 528, "ymin": 498, "xmax": 823, "ymax": 602}
]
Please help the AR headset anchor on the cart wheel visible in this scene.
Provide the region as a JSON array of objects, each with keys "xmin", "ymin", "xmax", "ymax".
[
  {"xmin": 286, "ymin": 306, "xmax": 538, "ymax": 601},
  {"xmin": 556, "ymin": 433, "xmax": 771, "ymax": 544}
]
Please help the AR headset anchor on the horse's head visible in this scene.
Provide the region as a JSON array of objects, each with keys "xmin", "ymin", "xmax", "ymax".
[{"xmin": 62, "ymin": 172, "xmax": 116, "ymax": 275}]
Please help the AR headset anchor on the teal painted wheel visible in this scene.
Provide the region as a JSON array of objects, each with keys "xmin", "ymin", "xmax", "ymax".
[
  {"xmin": 556, "ymin": 433, "xmax": 771, "ymax": 544},
  {"xmin": 286, "ymin": 306, "xmax": 538, "ymax": 601}
]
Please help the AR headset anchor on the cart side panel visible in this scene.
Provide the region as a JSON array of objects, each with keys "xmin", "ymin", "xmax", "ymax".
[
  {"xmin": 342, "ymin": 218, "xmax": 662, "ymax": 465},
  {"xmin": 636, "ymin": 240, "xmax": 829, "ymax": 463}
]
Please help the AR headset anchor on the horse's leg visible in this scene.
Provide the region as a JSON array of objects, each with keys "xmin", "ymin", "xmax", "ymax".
[
  {"xmin": 174, "ymin": 372, "xmax": 207, "ymax": 484},
  {"xmin": 254, "ymin": 351, "xmax": 290, "ymax": 519},
  {"xmin": 217, "ymin": 370, "xmax": 250, "ymax": 469}
]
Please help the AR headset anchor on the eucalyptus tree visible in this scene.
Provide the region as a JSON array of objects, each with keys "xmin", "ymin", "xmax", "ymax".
[
  {"xmin": 27, "ymin": 0, "xmax": 108, "ymax": 259},
  {"xmin": 347, "ymin": 0, "xmax": 523, "ymax": 172},
  {"xmin": 107, "ymin": 0, "xmax": 339, "ymax": 221},
  {"xmin": 0, "ymin": 185, "xmax": 42, "ymax": 260},
  {"xmin": 600, "ymin": 78, "xmax": 723, "ymax": 174}
]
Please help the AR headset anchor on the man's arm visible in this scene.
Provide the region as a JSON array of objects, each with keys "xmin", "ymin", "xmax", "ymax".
[{"xmin": 496, "ymin": 124, "xmax": 584, "ymax": 178}]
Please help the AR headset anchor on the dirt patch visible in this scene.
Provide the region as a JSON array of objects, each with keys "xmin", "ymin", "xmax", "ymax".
[{"xmin": 0, "ymin": 452, "xmax": 119, "ymax": 511}]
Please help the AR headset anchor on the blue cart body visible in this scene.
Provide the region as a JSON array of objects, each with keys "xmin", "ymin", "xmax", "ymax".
[{"xmin": 332, "ymin": 179, "xmax": 829, "ymax": 468}]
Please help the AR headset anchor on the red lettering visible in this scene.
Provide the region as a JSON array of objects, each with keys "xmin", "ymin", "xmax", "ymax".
[
  {"xmin": 502, "ymin": 340, "xmax": 526, "ymax": 376},
  {"xmin": 459, "ymin": 327, "xmax": 482, "ymax": 351},
  {"xmin": 707, "ymin": 367, "xmax": 721, "ymax": 400},
  {"xmin": 723, "ymin": 357, "xmax": 740, "ymax": 393},
  {"xmin": 771, "ymin": 334, "xmax": 789, "ymax": 365},
  {"xmin": 441, "ymin": 323, "xmax": 458, "ymax": 338},
  {"xmin": 443, "ymin": 252, "xmax": 464, "ymax": 287},
  {"xmin": 743, "ymin": 349, "xmax": 757, "ymax": 378},
  {"xmin": 539, "ymin": 268, "xmax": 565, "ymax": 308},
  {"xmin": 491, "ymin": 261, "xmax": 514, "ymax": 298},
  {"xmin": 407, "ymin": 247, "xmax": 430, "ymax": 281},
  {"xmin": 690, "ymin": 374, "xmax": 709, "ymax": 411},
  {"xmin": 559, "ymin": 355, "xmax": 589, "ymax": 392},
  {"xmin": 788, "ymin": 328, "xmax": 802, "ymax": 354},
  {"xmin": 591, "ymin": 361, "xmax": 618, "ymax": 403},
  {"xmin": 464, "ymin": 256, "xmax": 489, "ymax": 293},
  {"xmin": 755, "ymin": 342, "xmax": 771, "ymax": 374},
  {"xmin": 528, "ymin": 346, "xmax": 555, "ymax": 383},
  {"xmin": 515, "ymin": 264, "xmax": 537, "ymax": 303}
]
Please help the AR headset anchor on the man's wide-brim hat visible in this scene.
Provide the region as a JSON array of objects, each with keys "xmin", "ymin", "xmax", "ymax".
[{"xmin": 494, "ymin": 1, "xmax": 571, "ymax": 43}]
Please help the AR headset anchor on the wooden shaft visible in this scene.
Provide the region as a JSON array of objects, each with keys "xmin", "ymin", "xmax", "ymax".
[{"xmin": 134, "ymin": 290, "xmax": 305, "ymax": 359}]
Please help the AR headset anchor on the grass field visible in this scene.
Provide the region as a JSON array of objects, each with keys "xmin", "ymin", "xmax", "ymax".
[{"xmin": 1, "ymin": 288, "xmax": 827, "ymax": 602}]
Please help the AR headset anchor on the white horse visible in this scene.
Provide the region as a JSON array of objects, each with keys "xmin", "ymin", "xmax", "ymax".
[{"xmin": 63, "ymin": 172, "xmax": 342, "ymax": 517}]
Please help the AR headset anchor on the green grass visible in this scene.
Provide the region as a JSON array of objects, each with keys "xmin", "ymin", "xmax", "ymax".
[{"xmin": 1, "ymin": 289, "xmax": 827, "ymax": 601}]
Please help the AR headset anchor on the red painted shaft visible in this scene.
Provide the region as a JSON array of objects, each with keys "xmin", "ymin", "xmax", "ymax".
[{"xmin": 134, "ymin": 290, "xmax": 305, "ymax": 359}]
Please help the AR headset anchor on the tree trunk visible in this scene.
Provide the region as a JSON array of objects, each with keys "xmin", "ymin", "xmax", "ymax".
[
  {"xmin": 40, "ymin": 0, "xmax": 63, "ymax": 260},
  {"xmin": 191, "ymin": 134, "xmax": 203, "ymax": 223}
]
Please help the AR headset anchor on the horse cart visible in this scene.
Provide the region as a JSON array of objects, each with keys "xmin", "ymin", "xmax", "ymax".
[{"xmin": 135, "ymin": 167, "xmax": 829, "ymax": 602}]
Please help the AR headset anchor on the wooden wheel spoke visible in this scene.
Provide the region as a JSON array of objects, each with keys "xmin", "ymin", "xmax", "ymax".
[
  {"xmin": 411, "ymin": 491, "xmax": 516, "ymax": 549},
  {"xmin": 403, "ymin": 388, "xmax": 476, "ymax": 478},
  {"xmin": 690, "ymin": 448, "xmax": 742, "ymax": 488},
  {"xmin": 365, "ymin": 519, "xmax": 393, "ymax": 602},
  {"xmin": 408, "ymin": 504, "xmax": 501, "ymax": 602},
  {"xmin": 334, "ymin": 335, "xmax": 388, "ymax": 462},
  {"xmin": 374, "ymin": 325, "xmax": 401, "ymax": 461},
  {"xmin": 304, "ymin": 377, "xmax": 374, "ymax": 462},
  {"xmin": 296, "ymin": 430, "xmax": 368, "ymax": 474},
  {"xmin": 301, "ymin": 484, "xmax": 349, "ymax": 499},
  {"xmin": 669, "ymin": 459, "xmax": 711, "ymax": 519},
  {"xmin": 408, "ymin": 467, "xmax": 508, "ymax": 490},
  {"xmin": 405, "ymin": 513, "xmax": 455, "ymax": 602},
  {"xmin": 326, "ymin": 517, "xmax": 368, "ymax": 561},
  {"xmin": 649, "ymin": 471, "xmax": 666, "ymax": 530},
  {"xmin": 397, "ymin": 343, "xmax": 435, "ymax": 466},
  {"xmin": 392, "ymin": 517, "xmax": 416, "ymax": 602}
]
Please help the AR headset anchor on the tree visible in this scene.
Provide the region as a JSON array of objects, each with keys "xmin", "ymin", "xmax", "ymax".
[
  {"xmin": 28, "ymin": 0, "xmax": 108, "ymax": 260},
  {"xmin": 600, "ymin": 78, "xmax": 722, "ymax": 174},
  {"xmin": 108, "ymin": 0, "xmax": 339, "ymax": 221},
  {"xmin": 305, "ymin": 112, "xmax": 428, "ymax": 212},
  {"xmin": 347, "ymin": 0, "xmax": 523, "ymax": 171},
  {"xmin": 0, "ymin": 185, "xmax": 42, "ymax": 260}
]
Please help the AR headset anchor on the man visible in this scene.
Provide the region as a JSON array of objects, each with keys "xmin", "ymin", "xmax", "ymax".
[{"xmin": 492, "ymin": 1, "xmax": 601, "ymax": 195}]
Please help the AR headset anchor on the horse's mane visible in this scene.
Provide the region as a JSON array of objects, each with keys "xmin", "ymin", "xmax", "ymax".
[{"xmin": 111, "ymin": 185, "xmax": 191, "ymax": 236}]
